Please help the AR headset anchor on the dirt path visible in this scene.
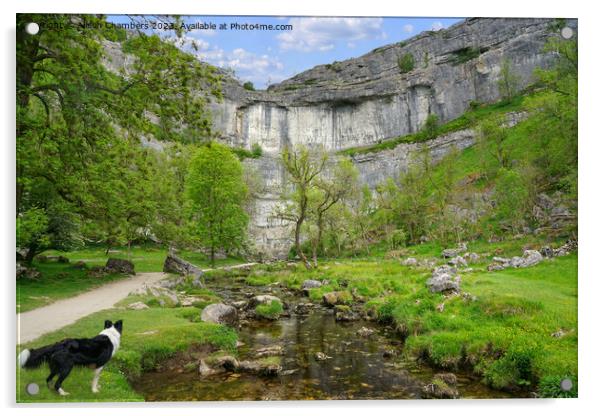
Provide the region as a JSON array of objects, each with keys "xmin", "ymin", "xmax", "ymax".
[{"xmin": 17, "ymin": 272, "xmax": 168, "ymax": 344}]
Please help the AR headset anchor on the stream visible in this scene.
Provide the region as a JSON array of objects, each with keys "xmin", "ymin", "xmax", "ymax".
[{"xmin": 133, "ymin": 278, "xmax": 514, "ymax": 401}]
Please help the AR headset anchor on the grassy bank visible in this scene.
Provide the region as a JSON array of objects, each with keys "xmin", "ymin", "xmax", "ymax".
[
  {"xmin": 245, "ymin": 236, "xmax": 577, "ymax": 396},
  {"xmin": 17, "ymin": 245, "xmax": 244, "ymax": 313},
  {"xmin": 17, "ymin": 304, "xmax": 237, "ymax": 403}
]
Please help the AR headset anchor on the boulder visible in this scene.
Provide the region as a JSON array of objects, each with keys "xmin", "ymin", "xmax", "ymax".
[
  {"xmin": 127, "ymin": 301, "xmax": 149, "ymax": 310},
  {"xmin": 163, "ymin": 252, "xmax": 203, "ymax": 280},
  {"xmin": 427, "ymin": 265, "xmax": 461, "ymax": 293},
  {"xmin": 16, "ymin": 263, "xmax": 41, "ymax": 280},
  {"xmin": 441, "ymin": 242, "xmax": 467, "ymax": 258},
  {"xmin": 520, "ymin": 250, "xmax": 543, "ymax": 267},
  {"xmin": 487, "ymin": 249, "xmax": 543, "ymax": 271},
  {"xmin": 301, "ymin": 279, "xmax": 322, "ymax": 295},
  {"xmin": 201, "ymin": 303, "xmax": 238, "ymax": 326},
  {"xmin": 57, "ymin": 255, "xmax": 70, "ymax": 264},
  {"xmin": 105, "ymin": 258, "xmax": 135, "ymax": 275},
  {"xmin": 322, "ymin": 291, "xmax": 348, "ymax": 307}
]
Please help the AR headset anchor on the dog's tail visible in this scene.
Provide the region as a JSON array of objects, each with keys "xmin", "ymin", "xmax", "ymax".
[{"xmin": 18, "ymin": 342, "xmax": 64, "ymax": 369}]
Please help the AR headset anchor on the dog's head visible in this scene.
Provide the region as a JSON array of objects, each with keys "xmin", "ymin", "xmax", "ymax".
[{"xmin": 104, "ymin": 319, "xmax": 123, "ymax": 334}]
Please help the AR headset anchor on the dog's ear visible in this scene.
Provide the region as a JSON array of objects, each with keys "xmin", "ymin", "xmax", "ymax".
[
  {"xmin": 114, "ymin": 320, "xmax": 123, "ymax": 333},
  {"xmin": 104, "ymin": 320, "xmax": 113, "ymax": 329}
]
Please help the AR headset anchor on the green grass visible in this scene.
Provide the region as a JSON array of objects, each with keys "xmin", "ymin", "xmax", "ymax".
[
  {"xmin": 339, "ymin": 94, "xmax": 527, "ymax": 157},
  {"xmin": 255, "ymin": 300, "xmax": 284, "ymax": 320},
  {"xmin": 17, "ymin": 245, "xmax": 245, "ymax": 312},
  {"xmin": 17, "ymin": 263, "xmax": 127, "ymax": 313},
  {"xmin": 16, "ymin": 305, "xmax": 237, "ymax": 403},
  {"xmin": 261, "ymin": 239, "xmax": 577, "ymax": 395}
]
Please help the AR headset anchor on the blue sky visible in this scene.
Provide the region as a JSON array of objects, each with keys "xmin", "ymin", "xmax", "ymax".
[{"xmin": 107, "ymin": 16, "xmax": 463, "ymax": 88}]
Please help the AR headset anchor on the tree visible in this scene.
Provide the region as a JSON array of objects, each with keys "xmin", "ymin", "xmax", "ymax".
[
  {"xmin": 477, "ymin": 115, "xmax": 511, "ymax": 172},
  {"xmin": 497, "ymin": 58, "xmax": 520, "ymax": 101},
  {"xmin": 278, "ymin": 145, "xmax": 327, "ymax": 269},
  {"xmin": 307, "ymin": 159, "xmax": 359, "ymax": 266},
  {"xmin": 16, "ymin": 14, "xmax": 222, "ymax": 258},
  {"xmin": 186, "ymin": 142, "xmax": 248, "ymax": 266},
  {"xmin": 494, "ymin": 168, "xmax": 530, "ymax": 233}
]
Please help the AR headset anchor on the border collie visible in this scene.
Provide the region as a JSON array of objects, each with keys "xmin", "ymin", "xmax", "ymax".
[{"xmin": 18, "ymin": 320, "xmax": 122, "ymax": 396}]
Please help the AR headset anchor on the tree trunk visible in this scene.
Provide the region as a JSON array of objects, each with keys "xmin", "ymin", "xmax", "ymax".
[
  {"xmin": 295, "ymin": 218, "xmax": 311, "ymax": 269},
  {"xmin": 24, "ymin": 242, "xmax": 38, "ymax": 265}
]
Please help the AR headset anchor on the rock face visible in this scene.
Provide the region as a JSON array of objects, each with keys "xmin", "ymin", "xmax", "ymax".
[
  {"xmin": 201, "ymin": 303, "xmax": 238, "ymax": 326},
  {"xmin": 103, "ymin": 18, "xmax": 574, "ymax": 259}
]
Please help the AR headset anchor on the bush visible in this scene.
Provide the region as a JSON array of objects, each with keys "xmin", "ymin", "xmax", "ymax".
[
  {"xmin": 251, "ymin": 143, "xmax": 263, "ymax": 158},
  {"xmin": 422, "ymin": 114, "xmax": 440, "ymax": 139},
  {"xmin": 243, "ymin": 81, "xmax": 255, "ymax": 91},
  {"xmin": 255, "ymin": 300, "xmax": 283, "ymax": 320},
  {"xmin": 398, "ymin": 53, "xmax": 415, "ymax": 74}
]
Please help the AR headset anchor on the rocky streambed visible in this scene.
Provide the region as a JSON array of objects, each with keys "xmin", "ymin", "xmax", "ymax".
[{"xmin": 132, "ymin": 276, "xmax": 514, "ymax": 401}]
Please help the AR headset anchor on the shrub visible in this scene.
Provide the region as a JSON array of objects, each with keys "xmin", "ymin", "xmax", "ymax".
[
  {"xmin": 398, "ymin": 53, "xmax": 415, "ymax": 74},
  {"xmin": 243, "ymin": 81, "xmax": 255, "ymax": 91},
  {"xmin": 422, "ymin": 114, "xmax": 440, "ymax": 139},
  {"xmin": 255, "ymin": 300, "xmax": 283, "ymax": 320},
  {"xmin": 251, "ymin": 143, "xmax": 263, "ymax": 158}
]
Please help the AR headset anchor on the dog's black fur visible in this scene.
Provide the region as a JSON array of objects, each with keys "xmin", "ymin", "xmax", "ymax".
[{"xmin": 19, "ymin": 320, "xmax": 122, "ymax": 395}]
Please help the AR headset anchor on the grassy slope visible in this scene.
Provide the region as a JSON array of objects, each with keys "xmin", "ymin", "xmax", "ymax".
[
  {"xmin": 17, "ymin": 245, "xmax": 244, "ymax": 312},
  {"xmin": 17, "ymin": 305, "xmax": 237, "ymax": 403}
]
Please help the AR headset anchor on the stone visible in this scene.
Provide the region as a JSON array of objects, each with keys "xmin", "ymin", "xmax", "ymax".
[
  {"xmin": 57, "ymin": 255, "xmax": 70, "ymax": 264},
  {"xmin": 16, "ymin": 263, "xmax": 41, "ymax": 280},
  {"xmin": 127, "ymin": 301, "xmax": 149, "ymax": 310},
  {"xmin": 448, "ymin": 256, "xmax": 467, "ymax": 267},
  {"xmin": 247, "ymin": 295, "xmax": 282, "ymax": 309},
  {"xmin": 322, "ymin": 291, "xmax": 348, "ymax": 307},
  {"xmin": 441, "ymin": 243, "xmax": 467, "ymax": 258},
  {"xmin": 294, "ymin": 303, "xmax": 313, "ymax": 315},
  {"xmin": 314, "ymin": 352, "xmax": 332, "ymax": 361},
  {"xmin": 334, "ymin": 305, "xmax": 359, "ymax": 322},
  {"xmin": 301, "ymin": 279, "xmax": 322, "ymax": 291},
  {"xmin": 238, "ymin": 360, "xmax": 281, "ymax": 376},
  {"xmin": 105, "ymin": 258, "xmax": 135, "ymax": 275},
  {"xmin": 402, "ymin": 257, "xmax": 418, "ymax": 267},
  {"xmin": 422, "ymin": 373, "xmax": 459, "ymax": 399},
  {"xmin": 198, "ymin": 359, "xmax": 221, "ymax": 377},
  {"xmin": 463, "ymin": 252, "xmax": 480, "ymax": 263},
  {"xmin": 201, "ymin": 303, "xmax": 238, "ymax": 326},
  {"xmin": 436, "ymin": 303, "xmax": 445, "ymax": 312},
  {"xmin": 357, "ymin": 327, "xmax": 375, "ymax": 337},
  {"xmin": 487, "ymin": 249, "xmax": 543, "ymax": 271},
  {"xmin": 163, "ymin": 252, "xmax": 203, "ymax": 280},
  {"xmin": 427, "ymin": 265, "xmax": 461, "ymax": 293}
]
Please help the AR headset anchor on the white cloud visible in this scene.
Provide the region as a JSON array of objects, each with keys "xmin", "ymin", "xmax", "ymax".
[
  {"xmin": 402, "ymin": 24, "xmax": 414, "ymax": 34},
  {"xmin": 431, "ymin": 21, "xmax": 444, "ymax": 31},
  {"xmin": 277, "ymin": 17, "xmax": 385, "ymax": 52},
  {"xmin": 196, "ymin": 46, "xmax": 286, "ymax": 87}
]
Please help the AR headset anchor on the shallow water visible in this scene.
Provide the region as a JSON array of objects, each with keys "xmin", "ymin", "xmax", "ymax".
[{"xmin": 133, "ymin": 292, "xmax": 515, "ymax": 401}]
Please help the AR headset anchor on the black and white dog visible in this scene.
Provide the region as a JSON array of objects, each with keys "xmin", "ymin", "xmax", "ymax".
[{"xmin": 18, "ymin": 320, "xmax": 122, "ymax": 396}]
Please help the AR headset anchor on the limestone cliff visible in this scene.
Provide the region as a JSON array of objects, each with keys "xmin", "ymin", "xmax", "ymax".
[{"xmin": 208, "ymin": 18, "xmax": 575, "ymax": 258}]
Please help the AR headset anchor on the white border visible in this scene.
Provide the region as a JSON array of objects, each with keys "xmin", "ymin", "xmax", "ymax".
[{"xmin": 2, "ymin": 1, "xmax": 599, "ymax": 415}]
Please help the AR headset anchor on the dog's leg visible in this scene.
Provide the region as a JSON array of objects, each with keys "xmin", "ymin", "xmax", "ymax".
[
  {"xmin": 46, "ymin": 371, "xmax": 57, "ymax": 389},
  {"xmin": 91, "ymin": 366, "xmax": 104, "ymax": 393},
  {"xmin": 54, "ymin": 363, "xmax": 73, "ymax": 396}
]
